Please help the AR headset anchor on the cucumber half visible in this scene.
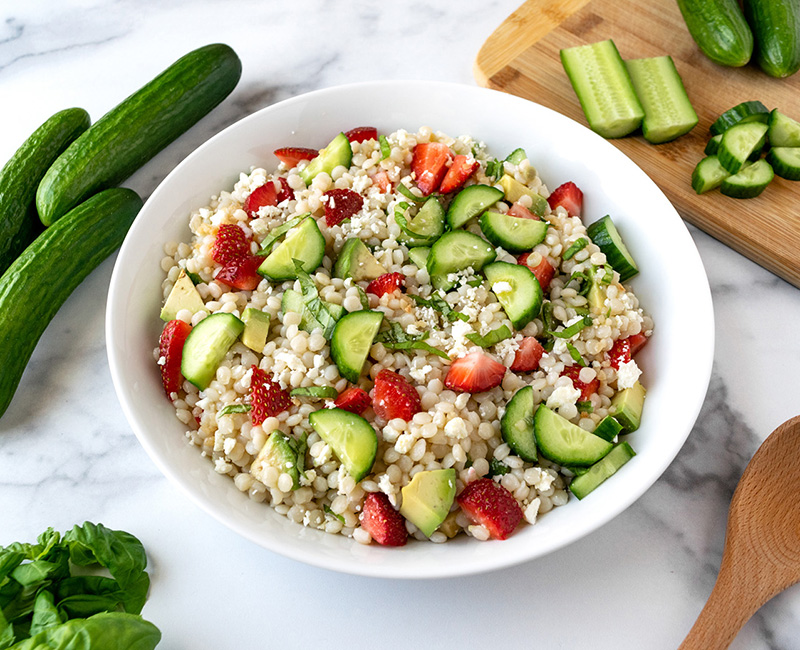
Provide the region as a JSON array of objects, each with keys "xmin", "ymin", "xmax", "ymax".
[
  {"xmin": 398, "ymin": 196, "xmax": 445, "ymax": 247},
  {"xmin": 692, "ymin": 155, "xmax": 731, "ymax": 194},
  {"xmin": 483, "ymin": 261, "xmax": 542, "ymax": 330},
  {"xmin": 446, "ymin": 184, "xmax": 504, "ymax": 230},
  {"xmin": 569, "ymin": 442, "xmax": 636, "ymax": 499},
  {"xmin": 767, "ymin": 109, "xmax": 800, "ymax": 147},
  {"xmin": 330, "ymin": 310, "xmax": 384, "ymax": 383},
  {"xmin": 257, "ymin": 215, "xmax": 325, "ymax": 281},
  {"xmin": 308, "ymin": 408, "xmax": 378, "ymax": 481},
  {"xmin": 426, "ymin": 231, "xmax": 496, "ymax": 291},
  {"xmin": 479, "ymin": 210, "xmax": 548, "ymax": 253},
  {"xmin": 299, "ymin": 132, "xmax": 353, "ymax": 185},
  {"xmin": 720, "ymin": 159, "xmax": 774, "ymax": 199},
  {"xmin": 181, "ymin": 313, "xmax": 244, "ymax": 390},
  {"xmin": 709, "ymin": 101, "xmax": 769, "ymax": 136},
  {"xmin": 718, "ymin": 122, "xmax": 769, "ymax": 174},
  {"xmin": 766, "ymin": 147, "xmax": 800, "ymax": 181},
  {"xmin": 586, "ymin": 215, "xmax": 638, "ymax": 283},
  {"xmin": 500, "ymin": 386, "xmax": 537, "ymax": 461},
  {"xmin": 533, "ymin": 404, "xmax": 613, "ymax": 466}
]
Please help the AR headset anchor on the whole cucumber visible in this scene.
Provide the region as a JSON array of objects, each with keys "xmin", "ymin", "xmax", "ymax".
[
  {"xmin": 0, "ymin": 107, "xmax": 90, "ymax": 274},
  {"xmin": 36, "ymin": 43, "xmax": 241, "ymax": 226},
  {"xmin": 743, "ymin": 0, "xmax": 800, "ymax": 78},
  {"xmin": 676, "ymin": 0, "xmax": 754, "ymax": 67},
  {"xmin": 0, "ymin": 188, "xmax": 142, "ymax": 419}
]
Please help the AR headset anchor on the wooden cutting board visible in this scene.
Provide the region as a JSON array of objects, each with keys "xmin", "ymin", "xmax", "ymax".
[{"xmin": 475, "ymin": 0, "xmax": 800, "ymax": 288}]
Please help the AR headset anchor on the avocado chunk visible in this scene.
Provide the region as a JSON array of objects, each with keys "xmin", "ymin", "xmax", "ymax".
[
  {"xmin": 251, "ymin": 431, "xmax": 301, "ymax": 490},
  {"xmin": 160, "ymin": 269, "xmax": 205, "ymax": 321},
  {"xmin": 610, "ymin": 381, "xmax": 646, "ymax": 432},
  {"xmin": 333, "ymin": 237, "xmax": 387, "ymax": 281},
  {"xmin": 241, "ymin": 307, "xmax": 270, "ymax": 353},
  {"xmin": 399, "ymin": 468, "xmax": 456, "ymax": 537},
  {"xmin": 498, "ymin": 174, "xmax": 548, "ymax": 216}
]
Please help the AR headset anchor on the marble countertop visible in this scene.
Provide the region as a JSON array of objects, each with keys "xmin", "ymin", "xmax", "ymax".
[{"xmin": 2, "ymin": 2, "xmax": 799, "ymax": 648}]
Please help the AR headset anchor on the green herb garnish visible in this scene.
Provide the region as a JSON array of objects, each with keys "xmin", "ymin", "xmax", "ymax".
[
  {"xmin": 397, "ymin": 182, "xmax": 426, "ymax": 203},
  {"xmin": 563, "ymin": 237, "xmax": 588, "ymax": 260},
  {"xmin": 565, "ymin": 342, "xmax": 586, "ymax": 366},
  {"xmin": 375, "ymin": 321, "xmax": 449, "ymax": 360},
  {"xmin": 290, "ymin": 386, "xmax": 338, "ymax": 399},
  {"xmin": 356, "ymin": 284, "xmax": 371, "ymax": 310},
  {"xmin": 259, "ymin": 213, "xmax": 309, "ymax": 255},
  {"xmin": 465, "ymin": 324, "xmax": 513, "ymax": 348},
  {"xmin": 488, "ymin": 458, "xmax": 510, "ymax": 477},
  {"xmin": 324, "ymin": 505, "xmax": 346, "ymax": 524},
  {"xmin": 379, "ymin": 135, "xmax": 391, "ymax": 159},
  {"xmin": 293, "ymin": 259, "xmax": 338, "ymax": 339},
  {"xmin": 218, "ymin": 404, "xmax": 252, "ymax": 416},
  {"xmin": 577, "ymin": 400, "xmax": 594, "ymax": 414},
  {"xmin": 550, "ymin": 315, "xmax": 592, "ymax": 339},
  {"xmin": 408, "ymin": 292, "xmax": 469, "ymax": 322}
]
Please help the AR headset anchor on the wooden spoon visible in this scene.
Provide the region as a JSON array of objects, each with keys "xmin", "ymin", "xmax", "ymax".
[{"xmin": 679, "ymin": 415, "xmax": 800, "ymax": 649}]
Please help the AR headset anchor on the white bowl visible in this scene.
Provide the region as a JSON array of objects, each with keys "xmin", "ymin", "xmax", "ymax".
[{"xmin": 106, "ymin": 80, "xmax": 714, "ymax": 579}]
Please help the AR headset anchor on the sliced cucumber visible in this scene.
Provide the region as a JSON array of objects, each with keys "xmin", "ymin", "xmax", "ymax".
[
  {"xmin": 767, "ymin": 109, "xmax": 800, "ymax": 147},
  {"xmin": 308, "ymin": 408, "xmax": 378, "ymax": 481},
  {"xmin": 281, "ymin": 288, "xmax": 345, "ymax": 334},
  {"xmin": 498, "ymin": 175, "xmax": 548, "ymax": 215},
  {"xmin": 427, "ymin": 231, "xmax": 496, "ymax": 291},
  {"xmin": 591, "ymin": 415, "xmax": 623, "ymax": 442},
  {"xmin": 720, "ymin": 159, "xmax": 774, "ymax": 198},
  {"xmin": 407, "ymin": 246, "xmax": 430, "ymax": 269},
  {"xmin": 299, "ymin": 132, "xmax": 352, "ymax": 185},
  {"xmin": 333, "ymin": 237, "xmax": 387, "ymax": 282},
  {"xmin": 766, "ymin": 147, "xmax": 800, "ymax": 181},
  {"xmin": 586, "ymin": 215, "xmax": 638, "ymax": 282},
  {"xmin": 609, "ymin": 380, "xmax": 646, "ymax": 432},
  {"xmin": 500, "ymin": 386, "xmax": 537, "ymax": 461},
  {"xmin": 569, "ymin": 442, "xmax": 636, "ymax": 499},
  {"xmin": 446, "ymin": 184, "xmax": 504, "ymax": 230},
  {"xmin": 505, "ymin": 148, "xmax": 527, "ymax": 164},
  {"xmin": 533, "ymin": 404, "xmax": 613, "ymax": 466},
  {"xmin": 691, "ymin": 155, "xmax": 731, "ymax": 193},
  {"xmin": 330, "ymin": 310, "xmax": 383, "ymax": 383},
  {"xmin": 251, "ymin": 431, "xmax": 301, "ymax": 490},
  {"xmin": 257, "ymin": 215, "xmax": 325, "ymax": 281},
  {"xmin": 705, "ymin": 133, "xmax": 764, "ymax": 160},
  {"xmin": 479, "ymin": 210, "xmax": 548, "ymax": 254},
  {"xmin": 624, "ymin": 56, "xmax": 698, "ymax": 144},
  {"xmin": 709, "ymin": 101, "xmax": 769, "ymax": 135},
  {"xmin": 398, "ymin": 196, "xmax": 445, "ymax": 247},
  {"xmin": 484, "ymin": 261, "xmax": 543, "ymax": 329},
  {"xmin": 180, "ymin": 313, "xmax": 244, "ymax": 390},
  {"xmin": 718, "ymin": 122, "xmax": 769, "ymax": 174},
  {"xmin": 560, "ymin": 39, "xmax": 645, "ymax": 138}
]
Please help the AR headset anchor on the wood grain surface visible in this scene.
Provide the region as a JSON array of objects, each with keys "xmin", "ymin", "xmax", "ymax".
[{"xmin": 475, "ymin": 0, "xmax": 800, "ymax": 288}]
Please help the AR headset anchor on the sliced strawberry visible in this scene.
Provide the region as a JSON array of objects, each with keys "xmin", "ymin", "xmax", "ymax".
[
  {"xmin": 510, "ymin": 337, "xmax": 545, "ymax": 373},
  {"xmin": 250, "ymin": 365, "xmax": 291, "ymax": 425},
  {"xmin": 547, "ymin": 181, "xmax": 583, "ymax": 217},
  {"xmin": 371, "ymin": 169, "xmax": 393, "ymax": 193},
  {"xmin": 274, "ymin": 146, "xmax": 318, "ymax": 168},
  {"xmin": 444, "ymin": 351, "xmax": 506, "ymax": 393},
  {"xmin": 243, "ymin": 181, "xmax": 277, "ymax": 219},
  {"xmin": 276, "ymin": 177, "xmax": 294, "ymax": 203},
  {"xmin": 345, "ymin": 126, "xmax": 378, "ymax": 143},
  {"xmin": 366, "ymin": 272, "xmax": 405, "ymax": 297},
  {"xmin": 561, "ymin": 365, "xmax": 600, "ymax": 401},
  {"xmin": 507, "ymin": 202, "xmax": 540, "ymax": 220},
  {"xmin": 438, "ymin": 154, "xmax": 479, "ymax": 194},
  {"xmin": 411, "ymin": 142, "xmax": 451, "ymax": 196},
  {"xmin": 334, "ymin": 386, "xmax": 371, "ymax": 416},
  {"xmin": 372, "ymin": 369, "xmax": 421, "ymax": 421},
  {"xmin": 158, "ymin": 320, "xmax": 192, "ymax": 397},
  {"xmin": 517, "ymin": 252, "xmax": 556, "ymax": 292},
  {"xmin": 323, "ymin": 188, "xmax": 364, "ymax": 227},
  {"xmin": 360, "ymin": 492, "xmax": 408, "ymax": 546},
  {"xmin": 210, "ymin": 224, "xmax": 250, "ymax": 265},
  {"xmin": 216, "ymin": 254, "xmax": 263, "ymax": 291},
  {"xmin": 457, "ymin": 478, "xmax": 523, "ymax": 540},
  {"xmin": 608, "ymin": 333, "xmax": 648, "ymax": 369}
]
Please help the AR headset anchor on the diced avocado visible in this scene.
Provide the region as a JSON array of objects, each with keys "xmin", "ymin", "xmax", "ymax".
[
  {"xmin": 498, "ymin": 175, "xmax": 548, "ymax": 216},
  {"xmin": 399, "ymin": 468, "xmax": 456, "ymax": 537},
  {"xmin": 587, "ymin": 277, "xmax": 606, "ymax": 314},
  {"xmin": 333, "ymin": 237, "xmax": 387, "ymax": 281},
  {"xmin": 281, "ymin": 288, "xmax": 345, "ymax": 334},
  {"xmin": 569, "ymin": 442, "xmax": 636, "ymax": 500},
  {"xmin": 241, "ymin": 307, "xmax": 270, "ymax": 353},
  {"xmin": 160, "ymin": 269, "xmax": 205, "ymax": 321},
  {"xmin": 251, "ymin": 431, "xmax": 300, "ymax": 490},
  {"xmin": 610, "ymin": 380, "xmax": 646, "ymax": 432}
]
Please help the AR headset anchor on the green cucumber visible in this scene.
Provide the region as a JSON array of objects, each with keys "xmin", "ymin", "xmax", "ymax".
[
  {"xmin": 720, "ymin": 159, "xmax": 774, "ymax": 198},
  {"xmin": 624, "ymin": 56, "xmax": 698, "ymax": 144},
  {"xmin": 586, "ymin": 215, "xmax": 639, "ymax": 282},
  {"xmin": 446, "ymin": 184, "xmax": 504, "ymax": 230},
  {"xmin": 407, "ymin": 246, "xmax": 430, "ymax": 269},
  {"xmin": 397, "ymin": 196, "xmax": 445, "ymax": 247},
  {"xmin": 766, "ymin": 147, "xmax": 800, "ymax": 180},
  {"xmin": 717, "ymin": 122, "xmax": 769, "ymax": 174},
  {"xmin": 299, "ymin": 132, "xmax": 353, "ymax": 185},
  {"xmin": 479, "ymin": 210, "xmax": 548, "ymax": 253},
  {"xmin": 743, "ymin": 0, "xmax": 800, "ymax": 78},
  {"xmin": 710, "ymin": 101, "xmax": 770, "ymax": 135},
  {"xmin": 705, "ymin": 133, "xmax": 765, "ymax": 160},
  {"xmin": 692, "ymin": 155, "xmax": 731, "ymax": 193},
  {"xmin": 308, "ymin": 408, "xmax": 378, "ymax": 481},
  {"xmin": 427, "ymin": 231, "xmax": 496, "ymax": 291},
  {"xmin": 505, "ymin": 148, "xmax": 528, "ymax": 165},
  {"xmin": 484, "ymin": 261, "xmax": 543, "ymax": 329},
  {"xmin": 37, "ymin": 43, "xmax": 241, "ymax": 225},
  {"xmin": 281, "ymin": 288, "xmax": 345, "ymax": 334},
  {"xmin": 0, "ymin": 188, "xmax": 142, "ymax": 419},
  {"xmin": 533, "ymin": 404, "xmax": 613, "ymax": 466},
  {"xmin": 591, "ymin": 415, "xmax": 623, "ymax": 442},
  {"xmin": 569, "ymin": 442, "xmax": 636, "ymax": 500},
  {"xmin": 767, "ymin": 109, "xmax": 800, "ymax": 147},
  {"xmin": 0, "ymin": 108, "xmax": 89, "ymax": 274},
  {"xmin": 560, "ymin": 39, "xmax": 644, "ymax": 138},
  {"xmin": 676, "ymin": 0, "xmax": 753, "ymax": 67},
  {"xmin": 181, "ymin": 313, "xmax": 245, "ymax": 390},
  {"xmin": 330, "ymin": 310, "xmax": 384, "ymax": 383},
  {"xmin": 500, "ymin": 386, "xmax": 537, "ymax": 461},
  {"xmin": 257, "ymin": 216, "xmax": 325, "ymax": 281}
]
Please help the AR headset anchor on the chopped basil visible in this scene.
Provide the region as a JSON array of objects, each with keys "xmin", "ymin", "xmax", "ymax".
[
  {"xmin": 488, "ymin": 458, "xmax": 510, "ymax": 477},
  {"xmin": 324, "ymin": 504, "xmax": 346, "ymax": 524},
  {"xmin": 577, "ymin": 400, "xmax": 593, "ymax": 414},
  {"xmin": 397, "ymin": 182, "xmax": 426, "ymax": 203},
  {"xmin": 601, "ymin": 266, "xmax": 615, "ymax": 284},
  {"xmin": 565, "ymin": 342, "xmax": 586, "ymax": 366},
  {"xmin": 465, "ymin": 324, "xmax": 512, "ymax": 348},
  {"xmin": 259, "ymin": 213, "xmax": 309, "ymax": 255},
  {"xmin": 290, "ymin": 386, "xmax": 338, "ymax": 399},
  {"xmin": 569, "ymin": 269, "xmax": 593, "ymax": 296},
  {"xmin": 293, "ymin": 259, "xmax": 338, "ymax": 339},
  {"xmin": 550, "ymin": 315, "xmax": 592, "ymax": 339},
  {"xmin": 218, "ymin": 404, "xmax": 252, "ymax": 416},
  {"xmin": 466, "ymin": 278, "xmax": 483, "ymax": 288},
  {"xmin": 375, "ymin": 321, "xmax": 449, "ymax": 360},
  {"xmin": 356, "ymin": 284, "xmax": 371, "ymax": 310},
  {"xmin": 379, "ymin": 135, "xmax": 391, "ymax": 159},
  {"xmin": 395, "ymin": 201, "xmax": 437, "ymax": 245},
  {"xmin": 290, "ymin": 431, "xmax": 308, "ymax": 475},
  {"xmin": 485, "ymin": 158, "xmax": 504, "ymax": 181},
  {"xmin": 185, "ymin": 270, "xmax": 202, "ymax": 285},
  {"xmin": 540, "ymin": 301, "xmax": 555, "ymax": 352},
  {"xmin": 563, "ymin": 237, "xmax": 588, "ymax": 260},
  {"xmin": 408, "ymin": 292, "xmax": 468, "ymax": 323}
]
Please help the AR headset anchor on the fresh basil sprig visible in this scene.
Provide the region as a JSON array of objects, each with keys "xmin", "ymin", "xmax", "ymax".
[
  {"xmin": 408, "ymin": 293, "xmax": 468, "ymax": 323},
  {"xmin": 549, "ymin": 315, "xmax": 592, "ymax": 339},
  {"xmin": 293, "ymin": 260, "xmax": 338, "ymax": 339},
  {"xmin": 258, "ymin": 213, "xmax": 309, "ymax": 255},
  {"xmin": 375, "ymin": 322, "xmax": 449, "ymax": 360},
  {"xmin": 465, "ymin": 324, "xmax": 512, "ymax": 348}
]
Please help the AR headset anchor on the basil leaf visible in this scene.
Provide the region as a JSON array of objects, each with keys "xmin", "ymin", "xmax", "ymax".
[
  {"xmin": 324, "ymin": 505, "xmax": 345, "ymax": 524},
  {"xmin": 540, "ymin": 302, "xmax": 555, "ymax": 352},
  {"xmin": 408, "ymin": 293, "xmax": 468, "ymax": 323},
  {"xmin": 293, "ymin": 260, "xmax": 337, "ymax": 339},
  {"xmin": 356, "ymin": 285, "xmax": 371, "ymax": 311},
  {"xmin": 396, "ymin": 182, "xmax": 425, "ymax": 203},
  {"xmin": 577, "ymin": 400, "xmax": 593, "ymax": 414},
  {"xmin": 379, "ymin": 135, "xmax": 391, "ymax": 159},
  {"xmin": 258, "ymin": 213, "xmax": 309, "ymax": 255},
  {"xmin": 465, "ymin": 324, "xmax": 512, "ymax": 348},
  {"xmin": 8, "ymin": 612, "xmax": 161, "ymax": 650},
  {"xmin": 0, "ymin": 608, "xmax": 13, "ymax": 648},
  {"xmin": 218, "ymin": 404, "xmax": 251, "ymax": 416},
  {"xmin": 549, "ymin": 315, "xmax": 592, "ymax": 339},
  {"xmin": 290, "ymin": 386, "xmax": 338, "ymax": 399},
  {"xmin": 488, "ymin": 458, "xmax": 510, "ymax": 477},
  {"xmin": 563, "ymin": 237, "xmax": 588, "ymax": 260},
  {"xmin": 565, "ymin": 342, "xmax": 585, "ymax": 366},
  {"xmin": 376, "ymin": 322, "xmax": 450, "ymax": 360},
  {"xmin": 185, "ymin": 270, "xmax": 202, "ymax": 285},
  {"xmin": 28, "ymin": 591, "xmax": 63, "ymax": 637}
]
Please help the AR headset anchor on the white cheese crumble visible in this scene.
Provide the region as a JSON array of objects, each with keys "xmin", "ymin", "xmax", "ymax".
[
  {"xmin": 546, "ymin": 384, "xmax": 582, "ymax": 410},
  {"xmin": 617, "ymin": 359, "xmax": 642, "ymax": 389}
]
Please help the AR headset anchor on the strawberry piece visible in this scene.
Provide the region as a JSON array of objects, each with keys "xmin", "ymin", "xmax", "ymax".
[
  {"xmin": 323, "ymin": 188, "xmax": 364, "ymax": 227},
  {"xmin": 366, "ymin": 272, "xmax": 405, "ymax": 297},
  {"xmin": 345, "ymin": 126, "xmax": 378, "ymax": 143},
  {"xmin": 608, "ymin": 333, "xmax": 648, "ymax": 369},
  {"xmin": 243, "ymin": 181, "xmax": 277, "ymax": 218},
  {"xmin": 444, "ymin": 351, "xmax": 506, "ymax": 393},
  {"xmin": 360, "ymin": 492, "xmax": 408, "ymax": 546},
  {"xmin": 457, "ymin": 478, "xmax": 523, "ymax": 540},
  {"xmin": 210, "ymin": 224, "xmax": 250, "ymax": 265},
  {"xmin": 507, "ymin": 202, "xmax": 540, "ymax": 220},
  {"xmin": 561, "ymin": 365, "xmax": 600, "ymax": 401},
  {"xmin": 517, "ymin": 252, "xmax": 555, "ymax": 292},
  {"xmin": 216, "ymin": 254, "xmax": 263, "ymax": 291},
  {"xmin": 438, "ymin": 154, "xmax": 479, "ymax": 194},
  {"xmin": 547, "ymin": 181, "xmax": 583, "ymax": 217},
  {"xmin": 334, "ymin": 386, "xmax": 371, "ymax": 415},
  {"xmin": 371, "ymin": 169, "xmax": 393, "ymax": 193},
  {"xmin": 274, "ymin": 146, "xmax": 318, "ymax": 168},
  {"xmin": 411, "ymin": 142, "xmax": 451, "ymax": 196},
  {"xmin": 372, "ymin": 369, "xmax": 421, "ymax": 421},
  {"xmin": 250, "ymin": 365, "xmax": 291, "ymax": 425},
  {"xmin": 277, "ymin": 177, "xmax": 294, "ymax": 203},
  {"xmin": 158, "ymin": 320, "xmax": 192, "ymax": 397},
  {"xmin": 510, "ymin": 337, "xmax": 545, "ymax": 373}
]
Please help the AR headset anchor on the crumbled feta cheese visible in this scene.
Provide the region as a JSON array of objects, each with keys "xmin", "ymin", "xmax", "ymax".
[
  {"xmin": 409, "ymin": 361, "xmax": 433, "ymax": 383},
  {"xmin": 444, "ymin": 417, "xmax": 468, "ymax": 439},
  {"xmin": 214, "ymin": 458, "xmax": 232, "ymax": 474},
  {"xmin": 546, "ymin": 384, "xmax": 582, "ymax": 410},
  {"xmin": 617, "ymin": 359, "xmax": 642, "ymax": 389}
]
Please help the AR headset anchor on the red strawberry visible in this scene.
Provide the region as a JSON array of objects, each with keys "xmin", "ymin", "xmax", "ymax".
[
  {"xmin": 457, "ymin": 478, "xmax": 523, "ymax": 540},
  {"xmin": 158, "ymin": 320, "xmax": 192, "ymax": 397},
  {"xmin": 438, "ymin": 154, "xmax": 478, "ymax": 194},
  {"xmin": 323, "ymin": 188, "xmax": 364, "ymax": 227},
  {"xmin": 371, "ymin": 169, "xmax": 393, "ymax": 193},
  {"xmin": 210, "ymin": 224, "xmax": 250, "ymax": 265},
  {"xmin": 274, "ymin": 146, "xmax": 318, "ymax": 168},
  {"xmin": 608, "ymin": 333, "xmax": 648, "ymax": 369},
  {"xmin": 250, "ymin": 365, "xmax": 291, "ymax": 425},
  {"xmin": 243, "ymin": 181, "xmax": 277, "ymax": 218},
  {"xmin": 372, "ymin": 369, "xmax": 421, "ymax": 421},
  {"xmin": 334, "ymin": 386, "xmax": 371, "ymax": 415},
  {"xmin": 510, "ymin": 337, "xmax": 545, "ymax": 373},
  {"xmin": 444, "ymin": 351, "xmax": 506, "ymax": 393},
  {"xmin": 345, "ymin": 126, "xmax": 378, "ymax": 143},
  {"xmin": 411, "ymin": 142, "xmax": 451, "ymax": 196},
  {"xmin": 216, "ymin": 254, "xmax": 263, "ymax": 291},
  {"xmin": 277, "ymin": 177, "xmax": 294, "ymax": 203},
  {"xmin": 517, "ymin": 252, "xmax": 555, "ymax": 292},
  {"xmin": 366, "ymin": 272, "xmax": 404, "ymax": 297},
  {"xmin": 507, "ymin": 202, "xmax": 540, "ymax": 220},
  {"xmin": 561, "ymin": 365, "xmax": 600, "ymax": 400},
  {"xmin": 547, "ymin": 181, "xmax": 583, "ymax": 217},
  {"xmin": 360, "ymin": 492, "xmax": 408, "ymax": 546}
]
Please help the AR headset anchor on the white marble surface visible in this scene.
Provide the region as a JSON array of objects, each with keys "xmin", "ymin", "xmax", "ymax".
[{"xmin": 1, "ymin": 2, "xmax": 799, "ymax": 648}]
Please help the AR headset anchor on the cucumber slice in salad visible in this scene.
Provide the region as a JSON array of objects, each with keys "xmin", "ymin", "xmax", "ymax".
[
  {"xmin": 484, "ymin": 261, "xmax": 542, "ymax": 329},
  {"xmin": 720, "ymin": 159, "xmax": 774, "ymax": 199},
  {"xmin": 257, "ymin": 216, "xmax": 325, "ymax": 281},
  {"xmin": 446, "ymin": 184, "xmax": 504, "ymax": 230},
  {"xmin": 766, "ymin": 147, "xmax": 800, "ymax": 181},
  {"xmin": 717, "ymin": 122, "xmax": 769, "ymax": 174},
  {"xmin": 398, "ymin": 195, "xmax": 445, "ymax": 247},
  {"xmin": 181, "ymin": 313, "xmax": 244, "ymax": 390},
  {"xmin": 591, "ymin": 415, "xmax": 624, "ymax": 442},
  {"xmin": 330, "ymin": 310, "xmax": 384, "ymax": 383},
  {"xmin": 569, "ymin": 442, "xmax": 636, "ymax": 500},
  {"xmin": 586, "ymin": 215, "xmax": 639, "ymax": 282},
  {"xmin": 299, "ymin": 132, "xmax": 352, "ymax": 185},
  {"xmin": 308, "ymin": 408, "xmax": 378, "ymax": 482},
  {"xmin": 500, "ymin": 386, "xmax": 537, "ymax": 462},
  {"xmin": 533, "ymin": 404, "xmax": 613, "ymax": 466},
  {"xmin": 709, "ymin": 101, "xmax": 770, "ymax": 136},
  {"xmin": 427, "ymin": 231, "xmax": 496, "ymax": 291},
  {"xmin": 479, "ymin": 210, "xmax": 548, "ymax": 254}
]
